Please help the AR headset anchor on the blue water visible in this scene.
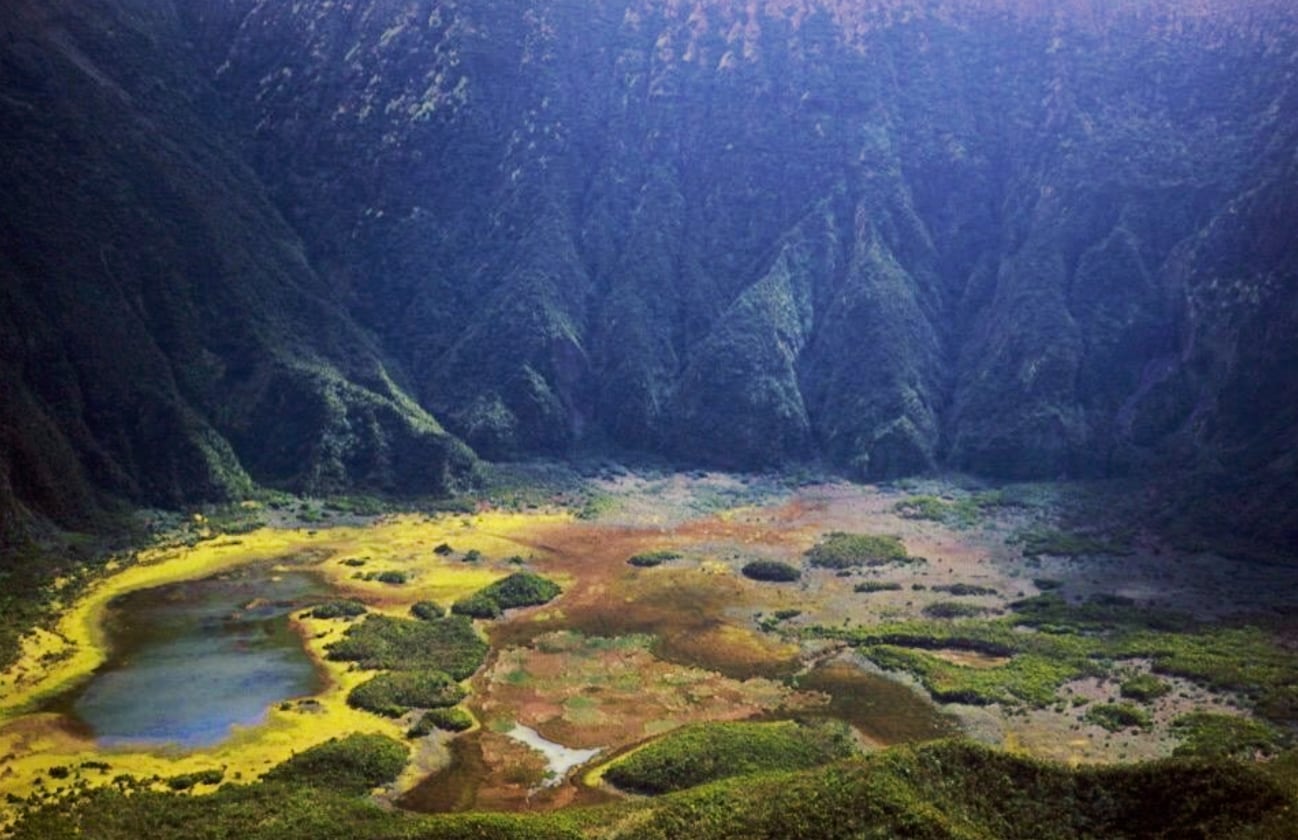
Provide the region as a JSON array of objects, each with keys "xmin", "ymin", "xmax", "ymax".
[{"xmin": 67, "ymin": 568, "xmax": 325, "ymax": 748}]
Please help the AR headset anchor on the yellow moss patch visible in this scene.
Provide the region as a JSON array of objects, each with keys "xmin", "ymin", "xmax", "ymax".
[{"xmin": 0, "ymin": 510, "xmax": 571, "ymax": 820}]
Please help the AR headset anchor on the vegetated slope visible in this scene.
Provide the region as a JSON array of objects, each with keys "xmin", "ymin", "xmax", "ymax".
[
  {"xmin": 7, "ymin": 738, "xmax": 1296, "ymax": 839},
  {"xmin": 3, "ymin": 0, "xmax": 1297, "ymax": 546},
  {"xmin": 0, "ymin": 0, "xmax": 476, "ymax": 540}
]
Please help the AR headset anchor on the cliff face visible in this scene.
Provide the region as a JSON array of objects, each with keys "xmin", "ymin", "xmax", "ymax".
[{"xmin": 3, "ymin": 0, "xmax": 1296, "ymax": 543}]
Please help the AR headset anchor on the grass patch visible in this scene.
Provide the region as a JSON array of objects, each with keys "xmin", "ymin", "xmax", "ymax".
[
  {"xmin": 602, "ymin": 720, "xmax": 855, "ymax": 795},
  {"xmin": 741, "ymin": 560, "xmax": 801, "ymax": 582},
  {"xmin": 1119, "ymin": 673, "xmax": 1171, "ymax": 702},
  {"xmin": 809, "ymin": 594, "xmax": 1298, "ymax": 714},
  {"xmin": 894, "ymin": 491, "xmax": 1006, "ymax": 528},
  {"xmin": 1012, "ymin": 527, "xmax": 1131, "ymax": 557},
  {"xmin": 805, "ymin": 532, "xmax": 911, "ymax": 569},
  {"xmin": 1171, "ymin": 712, "xmax": 1285, "ymax": 758}
]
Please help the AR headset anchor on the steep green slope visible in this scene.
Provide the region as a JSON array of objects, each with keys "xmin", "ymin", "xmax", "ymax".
[
  {"xmin": 0, "ymin": 0, "xmax": 475, "ymax": 537},
  {"xmin": 2, "ymin": 0, "xmax": 1296, "ymax": 546}
]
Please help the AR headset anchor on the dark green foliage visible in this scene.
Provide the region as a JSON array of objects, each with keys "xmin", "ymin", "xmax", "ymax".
[
  {"xmin": 325, "ymin": 615, "xmax": 487, "ymax": 680},
  {"xmin": 310, "ymin": 600, "xmax": 368, "ymax": 620},
  {"xmin": 410, "ymin": 601, "xmax": 445, "ymax": 620},
  {"xmin": 1085, "ymin": 703, "xmax": 1153, "ymax": 732},
  {"xmin": 628, "ymin": 550, "xmax": 681, "ymax": 568},
  {"xmin": 347, "ymin": 671, "xmax": 466, "ymax": 716},
  {"xmin": 1119, "ymin": 674, "xmax": 1171, "ymax": 702},
  {"xmin": 452, "ymin": 572, "xmax": 562, "ymax": 619},
  {"xmin": 434, "ymin": 543, "xmax": 454, "ymax": 556},
  {"xmin": 166, "ymin": 768, "xmax": 224, "ymax": 791},
  {"xmin": 262, "ymin": 734, "xmax": 408, "ymax": 795},
  {"xmin": 854, "ymin": 581, "xmax": 903, "ymax": 593},
  {"xmin": 375, "ymin": 570, "xmax": 408, "ymax": 585},
  {"xmin": 615, "ymin": 741, "xmax": 1296, "ymax": 840},
  {"xmin": 481, "ymin": 573, "xmax": 562, "ymax": 609},
  {"xmin": 805, "ymin": 533, "xmax": 910, "ymax": 569},
  {"xmin": 451, "ymin": 593, "xmax": 503, "ymax": 619},
  {"xmin": 603, "ymin": 721, "xmax": 856, "ymax": 795},
  {"xmin": 922, "ymin": 601, "xmax": 988, "ymax": 619},
  {"xmin": 1033, "ymin": 578, "xmax": 1064, "ymax": 590},
  {"xmin": 931, "ymin": 583, "xmax": 998, "ymax": 596},
  {"xmin": 772, "ymin": 609, "xmax": 802, "ymax": 621},
  {"xmin": 741, "ymin": 560, "xmax": 801, "ymax": 582},
  {"xmin": 1171, "ymin": 712, "xmax": 1284, "ymax": 758},
  {"xmin": 408, "ymin": 707, "xmax": 474, "ymax": 737},
  {"xmin": 463, "ymin": 549, "xmax": 483, "ymax": 563}
]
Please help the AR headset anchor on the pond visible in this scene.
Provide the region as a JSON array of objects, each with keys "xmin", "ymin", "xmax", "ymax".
[{"xmin": 51, "ymin": 566, "xmax": 327, "ymax": 748}]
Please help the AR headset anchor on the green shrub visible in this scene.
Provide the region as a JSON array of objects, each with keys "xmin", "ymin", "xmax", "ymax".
[
  {"xmin": 628, "ymin": 550, "xmax": 682, "ymax": 568},
  {"xmin": 741, "ymin": 560, "xmax": 801, "ymax": 582},
  {"xmin": 481, "ymin": 573, "xmax": 562, "ymax": 609},
  {"xmin": 165, "ymin": 769, "xmax": 224, "ymax": 791},
  {"xmin": 408, "ymin": 707, "xmax": 475, "ymax": 737},
  {"xmin": 347, "ymin": 670, "xmax": 466, "ymax": 716},
  {"xmin": 325, "ymin": 615, "xmax": 487, "ymax": 679},
  {"xmin": 1033, "ymin": 578, "xmax": 1064, "ymax": 590},
  {"xmin": 310, "ymin": 600, "xmax": 367, "ymax": 620},
  {"xmin": 463, "ymin": 549, "xmax": 483, "ymax": 563},
  {"xmin": 452, "ymin": 592, "xmax": 504, "ymax": 619},
  {"xmin": 410, "ymin": 601, "xmax": 445, "ymax": 621},
  {"xmin": 922, "ymin": 601, "xmax": 988, "ymax": 619},
  {"xmin": 932, "ymin": 583, "xmax": 997, "ymax": 596},
  {"xmin": 603, "ymin": 720, "xmax": 855, "ymax": 794},
  {"xmin": 262, "ymin": 734, "xmax": 408, "ymax": 794},
  {"xmin": 433, "ymin": 543, "xmax": 454, "ymax": 555},
  {"xmin": 805, "ymin": 533, "xmax": 910, "ymax": 569},
  {"xmin": 855, "ymin": 581, "xmax": 903, "ymax": 593},
  {"xmin": 1119, "ymin": 674, "xmax": 1171, "ymax": 702},
  {"xmin": 376, "ymin": 570, "xmax": 408, "ymax": 585},
  {"xmin": 1085, "ymin": 703, "xmax": 1152, "ymax": 731}
]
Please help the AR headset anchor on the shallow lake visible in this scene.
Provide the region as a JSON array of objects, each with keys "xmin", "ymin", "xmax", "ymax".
[{"xmin": 54, "ymin": 566, "xmax": 326, "ymax": 748}]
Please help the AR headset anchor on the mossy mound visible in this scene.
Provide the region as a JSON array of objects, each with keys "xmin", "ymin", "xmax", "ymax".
[
  {"xmin": 806, "ymin": 532, "xmax": 911, "ymax": 569},
  {"xmin": 325, "ymin": 614, "xmax": 487, "ymax": 680},
  {"xmin": 603, "ymin": 720, "xmax": 855, "ymax": 795}
]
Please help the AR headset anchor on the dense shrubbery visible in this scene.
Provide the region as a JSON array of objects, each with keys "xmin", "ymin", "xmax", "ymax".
[
  {"xmin": 408, "ymin": 707, "xmax": 474, "ymax": 737},
  {"xmin": 931, "ymin": 583, "xmax": 997, "ymax": 596},
  {"xmin": 854, "ymin": 581, "xmax": 903, "ymax": 593},
  {"xmin": 451, "ymin": 592, "xmax": 504, "ymax": 619},
  {"xmin": 1119, "ymin": 674, "xmax": 1171, "ymax": 702},
  {"xmin": 922, "ymin": 601, "xmax": 987, "ymax": 619},
  {"xmin": 347, "ymin": 670, "xmax": 466, "ymax": 716},
  {"xmin": 310, "ymin": 600, "xmax": 367, "ymax": 619},
  {"xmin": 453, "ymin": 572, "xmax": 561, "ymax": 618},
  {"xmin": 805, "ymin": 532, "xmax": 910, "ymax": 569},
  {"xmin": 603, "ymin": 720, "xmax": 855, "ymax": 794},
  {"xmin": 262, "ymin": 734, "xmax": 408, "ymax": 794},
  {"xmin": 165, "ymin": 769, "xmax": 224, "ymax": 791},
  {"xmin": 741, "ymin": 560, "xmax": 801, "ymax": 582},
  {"xmin": 410, "ymin": 600, "xmax": 445, "ymax": 620},
  {"xmin": 326, "ymin": 614, "xmax": 487, "ymax": 679},
  {"xmin": 9, "ymin": 738, "xmax": 1296, "ymax": 839}
]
